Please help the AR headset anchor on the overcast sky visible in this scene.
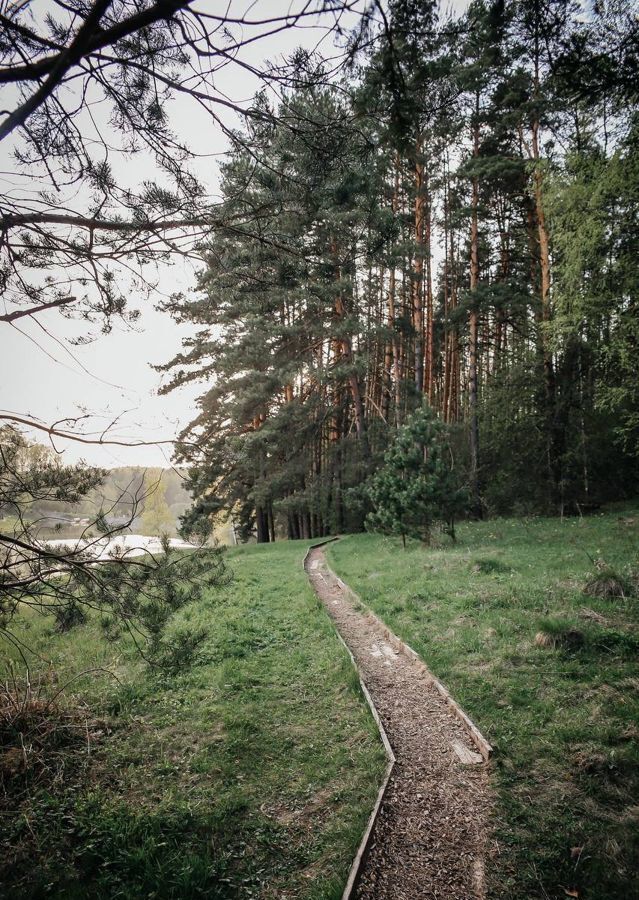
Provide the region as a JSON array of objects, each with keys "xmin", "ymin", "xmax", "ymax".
[{"xmin": 0, "ymin": 0, "xmax": 467, "ymax": 470}]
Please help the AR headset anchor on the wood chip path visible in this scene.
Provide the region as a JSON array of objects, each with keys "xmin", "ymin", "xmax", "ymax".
[{"xmin": 306, "ymin": 546, "xmax": 490, "ymax": 900}]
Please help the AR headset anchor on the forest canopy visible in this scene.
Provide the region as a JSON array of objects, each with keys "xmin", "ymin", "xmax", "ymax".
[{"xmin": 161, "ymin": 0, "xmax": 639, "ymax": 542}]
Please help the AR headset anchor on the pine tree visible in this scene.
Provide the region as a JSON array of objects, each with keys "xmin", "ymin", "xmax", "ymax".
[
  {"xmin": 159, "ymin": 0, "xmax": 639, "ymax": 537},
  {"xmin": 364, "ymin": 404, "xmax": 466, "ymax": 545}
]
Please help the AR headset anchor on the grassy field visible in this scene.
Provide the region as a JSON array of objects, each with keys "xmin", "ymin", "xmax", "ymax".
[
  {"xmin": 1, "ymin": 541, "xmax": 385, "ymax": 899},
  {"xmin": 327, "ymin": 507, "xmax": 639, "ymax": 900}
]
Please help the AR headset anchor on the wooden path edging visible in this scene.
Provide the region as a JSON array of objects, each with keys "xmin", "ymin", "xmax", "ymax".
[
  {"xmin": 302, "ymin": 539, "xmax": 396, "ymax": 900},
  {"xmin": 303, "ymin": 537, "xmax": 493, "ymax": 899},
  {"xmin": 326, "ymin": 562, "xmax": 494, "ymax": 762}
]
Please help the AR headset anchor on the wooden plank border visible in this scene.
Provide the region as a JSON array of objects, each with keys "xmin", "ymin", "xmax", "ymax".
[
  {"xmin": 302, "ymin": 539, "xmax": 395, "ymax": 900},
  {"xmin": 326, "ymin": 563, "xmax": 493, "ymax": 762}
]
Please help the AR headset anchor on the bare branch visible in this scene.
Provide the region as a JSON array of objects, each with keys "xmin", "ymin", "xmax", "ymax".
[
  {"xmin": 0, "ymin": 296, "xmax": 76, "ymax": 323},
  {"xmin": 0, "ymin": 414, "xmax": 194, "ymax": 449}
]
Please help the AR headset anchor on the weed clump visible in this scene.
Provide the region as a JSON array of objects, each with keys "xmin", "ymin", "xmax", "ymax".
[
  {"xmin": 1, "ymin": 671, "xmax": 97, "ymax": 788},
  {"xmin": 589, "ymin": 629, "xmax": 639, "ymax": 655},
  {"xmin": 534, "ymin": 618, "xmax": 585, "ymax": 650},
  {"xmin": 584, "ymin": 561, "xmax": 634, "ymax": 599},
  {"xmin": 471, "ymin": 558, "xmax": 512, "ymax": 575}
]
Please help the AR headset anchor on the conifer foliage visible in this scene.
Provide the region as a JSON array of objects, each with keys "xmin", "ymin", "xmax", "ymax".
[
  {"xmin": 363, "ymin": 404, "xmax": 466, "ymax": 545},
  {"xmin": 163, "ymin": 0, "xmax": 639, "ymax": 540}
]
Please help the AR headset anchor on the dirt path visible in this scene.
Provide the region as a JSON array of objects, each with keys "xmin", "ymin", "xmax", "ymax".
[{"xmin": 306, "ymin": 546, "xmax": 490, "ymax": 900}]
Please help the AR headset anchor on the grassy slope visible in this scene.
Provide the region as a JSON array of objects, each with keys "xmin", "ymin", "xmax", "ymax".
[
  {"xmin": 1, "ymin": 540, "xmax": 385, "ymax": 900},
  {"xmin": 327, "ymin": 509, "xmax": 639, "ymax": 900}
]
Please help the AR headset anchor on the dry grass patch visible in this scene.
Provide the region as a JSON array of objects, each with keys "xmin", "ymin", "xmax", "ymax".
[
  {"xmin": 0, "ymin": 671, "xmax": 105, "ymax": 789},
  {"xmin": 584, "ymin": 561, "xmax": 635, "ymax": 599},
  {"xmin": 534, "ymin": 619, "xmax": 585, "ymax": 650}
]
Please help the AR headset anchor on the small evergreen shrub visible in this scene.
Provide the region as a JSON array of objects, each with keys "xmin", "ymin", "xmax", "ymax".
[{"xmin": 362, "ymin": 404, "xmax": 467, "ymax": 546}]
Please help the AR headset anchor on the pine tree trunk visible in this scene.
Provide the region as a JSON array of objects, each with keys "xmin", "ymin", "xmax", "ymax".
[
  {"xmin": 531, "ymin": 113, "xmax": 559, "ymax": 507},
  {"xmin": 424, "ymin": 172, "xmax": 434, "ymax": 403},
  {"xmin": 383, "ymin": 157, "xmax": 401, "ymax": 427},
  {"xmin": 442, "ymin": 158, "xmax": 451, "ymax": 422},
  {"xmin": 381, "ymin": 265, "xmax": 394, "ymax": 425},
  {"xmin": 450, "ymin": 229, "xmax": 460, "ymax": 424},
  {"xmin": 336, "ymin": 301, "xmax": 366, "ymax": 441},
  {"xmin": 329, "ymin": 335, "xmax": 342, "ymax": 443},
  {"xmin": 494, "ymin": 220, "xmax": 509, "ymax": 376},
  {"xmin": 412, "ymin": 134, "xmax": 425, "ymax": 396},
  {"xmin": 256, "ymin": 506, "xmax": 269, "ymax": 543},
  {"xmin": 468, "ymin": 105, "xmax": 482, "ymax": 518},
  {"xmin": 332, "ymin": 240, "xmax": 366, "ymax": 440}
]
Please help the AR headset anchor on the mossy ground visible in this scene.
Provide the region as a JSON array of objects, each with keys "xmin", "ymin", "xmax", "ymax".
[
  {"xmin": 1, "ymin": 540, "xmax": 385, "ymax": 899},
  {"xmin": 327, "ymin": 507, "xmax": 639, "ymax": 900}
]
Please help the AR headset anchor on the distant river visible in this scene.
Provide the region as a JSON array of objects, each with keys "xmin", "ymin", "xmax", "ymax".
[{"xmin": 43, "ymin": 534, "xmax": 197, "ymax": 560}]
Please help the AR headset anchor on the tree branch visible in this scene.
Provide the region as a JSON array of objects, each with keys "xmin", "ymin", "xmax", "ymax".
[
  {"xmin": 0, "ymin": 296, "xmax": 76, "ymax": 323},
  {"xmin": 0, "ymin": 0, "xmax": 192, "ymax": 87},
  {"xmin": 0, "ymin": 0, "xmax": 115, "ymax": 142},
  {"xmin": 0, "ymin": 414, "xmax": 191, "ymax": 448}
]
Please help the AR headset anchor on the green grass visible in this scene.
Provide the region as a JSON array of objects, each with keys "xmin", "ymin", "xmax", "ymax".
[
  {"xmin": 1, "ymin": 540, "xmax": 385, "ymax": 899},
  {"xmin": 326, "ymin": 508, "xmax": 639, "ymax": 900}
]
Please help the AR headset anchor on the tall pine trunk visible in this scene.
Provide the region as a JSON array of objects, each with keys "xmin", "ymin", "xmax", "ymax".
[
  {"xmin": 424, "ymin": 171, "xmax": 435, "ymax": 403},
  {"xmin": 332, "ymin": 240, "xmax": 366, "ymax": 441},
  {"xmin": 412, "ymin": 134, "xmax": 425, "ymax": 396},
  {"xmin": 256, "ymin": 506, "xmax": 270, "ymax": 543},
  {"xmin": 531, "ymin": 33, "xmax": 559, "ymax": 510},
  {"xmin": 383, "ymin": 157, "xmax": 402, "ymax": 427},
  {"xmin": 468, "ymin": 102, "xmax": 482, "ymax": 518}
]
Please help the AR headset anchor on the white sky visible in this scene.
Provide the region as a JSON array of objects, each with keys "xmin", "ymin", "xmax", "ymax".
[{"xmin": 0, "ymin": 0, "xmax": 467, "ymax": 469}]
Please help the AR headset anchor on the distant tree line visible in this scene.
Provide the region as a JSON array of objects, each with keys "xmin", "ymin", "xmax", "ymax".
[
  {"xmin": 162, "ymin": 0, "xmax": 639, "ymax": 541},
  {"xmin": 0, "ymin": 454, "xmax": 190, "ymax": 538}
]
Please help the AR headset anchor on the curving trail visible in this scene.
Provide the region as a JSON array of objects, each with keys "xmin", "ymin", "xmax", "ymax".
[{"xmin": 306, "ymin": 545, "xmax": 491, "ymax": 900}]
